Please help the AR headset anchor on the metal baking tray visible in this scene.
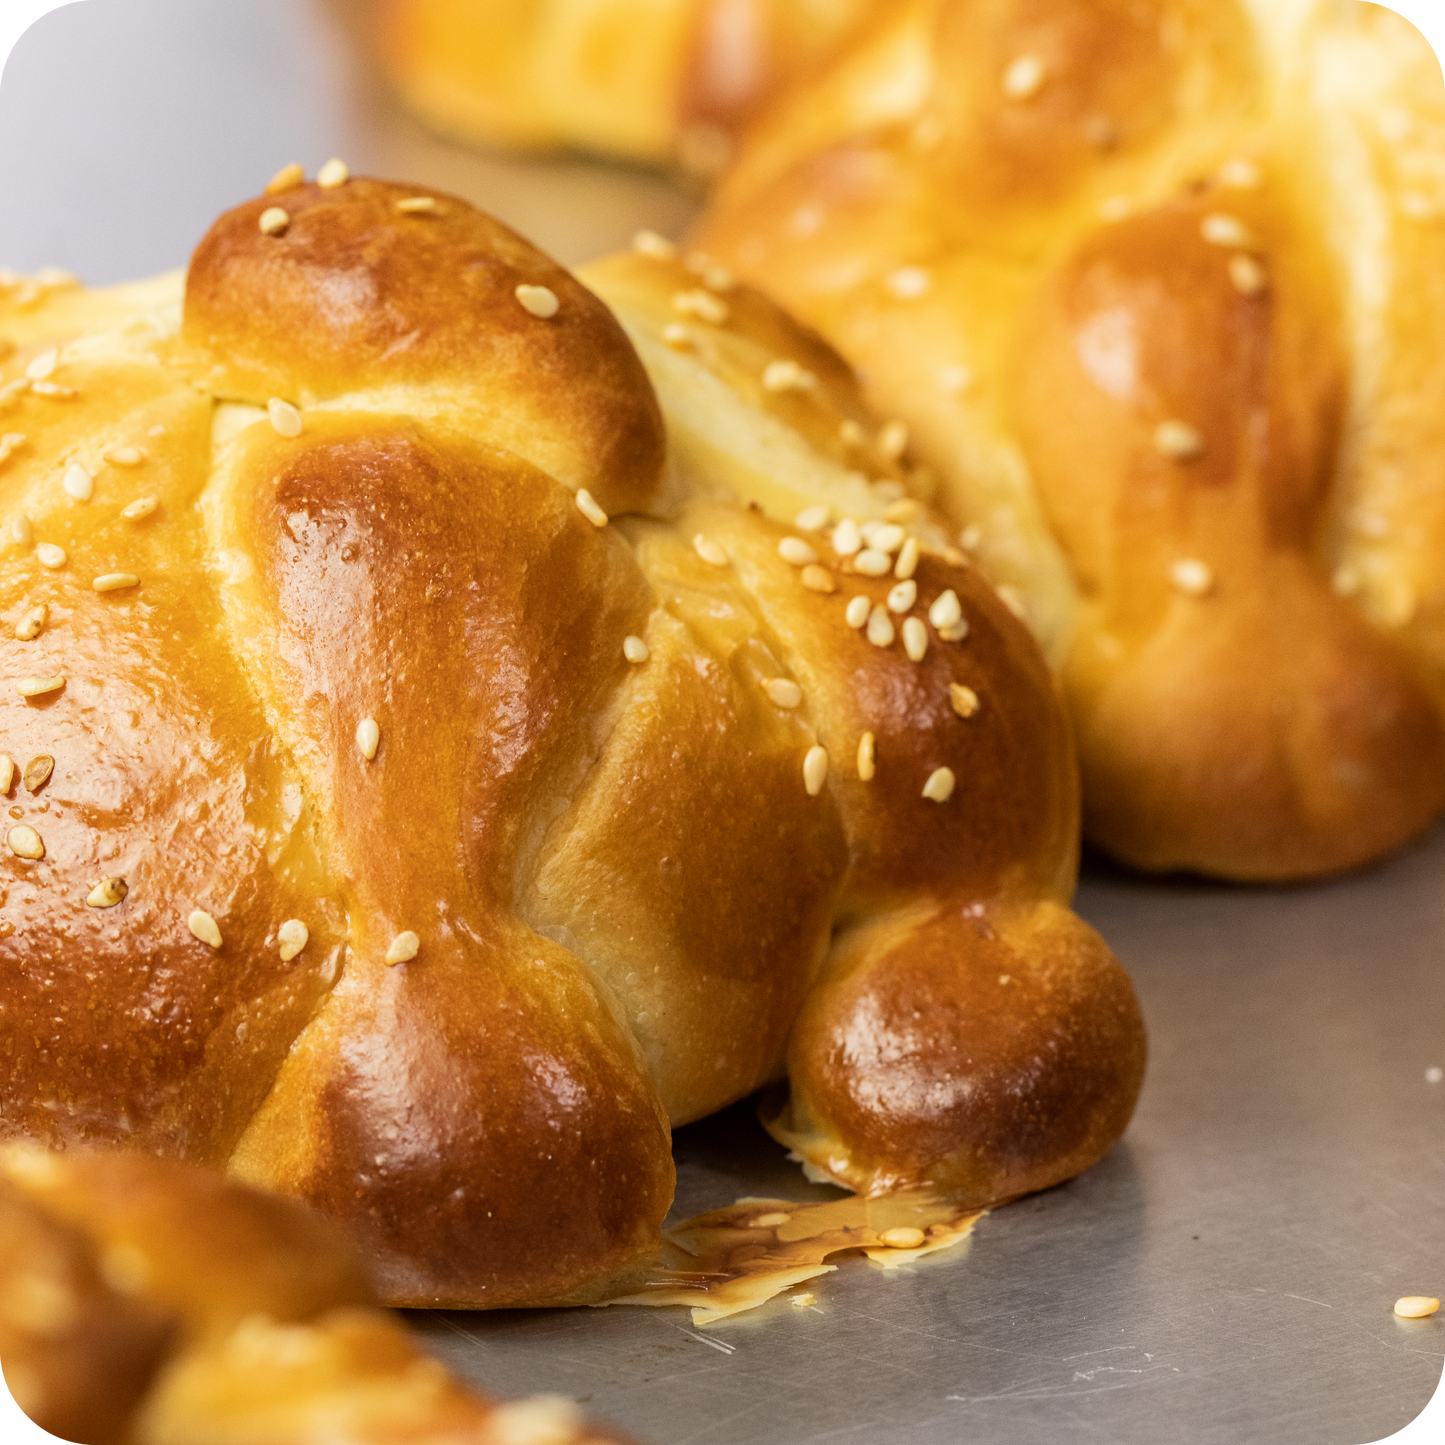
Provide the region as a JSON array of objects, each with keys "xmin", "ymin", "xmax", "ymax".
[{"xmin": 2, "ymin": 3, "xmax": 1441, "ymax": 1440}]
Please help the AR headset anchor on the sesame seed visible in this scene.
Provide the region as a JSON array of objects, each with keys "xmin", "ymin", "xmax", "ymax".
[
  {"xmin": 386, "ymin": 930, "xmax": 420, "ymax": 964},
  {"xmin": 356, "ymin": 717, "xmax": 380, "ymax": 760},
  {"xmin": 86, "ymin": 877, "xmax": 128, "ymax": 909},
  {"xmin": 693, "ymin": 534, "xmax": 729, "ymax": 567},
  {"xmin": 10, "ymin": 514, "xmax": 32, "ymax": 546},
  {"xmin": 778, "ymin": 536, "xmax": 818, "ymax": 566},
  {"xmin": 939, "ymin": 617, "xmax": 971, "ymax": 642},
  {"xmin": 996, "ymin": 584, "xmax": 1029, "ymax": 621},
  {"xmin": 684, "ymin": 253, "xmax": 736, "ymax": 292},
  {"xmin": 801, "ymin": 564, "xmax": 836, "ymax": 593},
  {"xmin": 633, "ymin": 229, "xmax": 678, "ymax": 259},
  {"xmin": 866, "ymin": 605, "xmax": 895, "ymax": 647},
  {"xmin": 574, "ymin": 489, "xmax": 608, "ymax": 527},
  {"xmin": 902, "ymin": 617, "xmax": 928, "ymax": 660},
  {"xmin": 888, "ymin": 579, "xmax": 917, "ymax": 613},
  {"xmin": 750, "ymin": 1211, "xmax": 791, "ymax": 1228},
  {"xmin": 265, "ymin": 162, "xmax": 304, "ymax": 194},
  {"xmin": 885, "ymin": 500, "xmax": 920, "ymax": 523},
  {"xmin": 846, "ymin": 596, "xmax": 871, "ymax": 629},
  {"xmin": 62, "ymin": 463, "xmax": 93, "ymax": 501},
  {"xmin": 623, "ymin": 634, "xmax": 650, "ymax": 663},
  {"xmin": 1219, "ymin": 158, "xmax": 1262, "ymax": 189},
  {"xmin": 662, "ymin": 322, "xmax": 693, "ymax": 350},
  {"xmin": 929, "ymin": 590, "xmax": 962, "ymax": 631},
  {"xmin": 1201, "ymin": 213, "xmax": 1254, "ymax": 248},
  {"xmin": 886, "ymin": 266, "xmax": 932, "ymax": 299},
  {"xmin": 949, "ymin": 683, "xmax": 980, "ymax": 718},
  {"xmin": 862, "ymin": 522, "xmax": 905, "ymax": 554},
  {"xmin": 803, "ymin": 745, "xmax": 829, "ymax": 796},
  {"xmin": 895, "ymin": 536, "xmax": 921, "ymax": 579},
  {"xmin": 838, "ymin": 419, "xmax": 866, "ymax": 447},
  {"xmin": 762, "ymin": 358, "xmax": 816, "ymax": 392},
  {"xmin": 831, "ymin": 519, "xmax": 862, "ymax": 557},
  {"xmin": 0, "ymin": 756, "xmax": 11, "ymax": 793},
  {"xmin": 30, "ymin": 381, "xmax": 77, "ymax": 398},
  {"xmin": 25, "ymin": 349, "xmax": 57, "ymax": 381},
  {"xmin": 1002, "ymin": 54, "xmax": 1046, "ymax": 100},
  {"xmin": 1332, "ymin": 565, "xmax": 1360, "ymax": 598},
  {"xmin": 672, "ymin": 289, "xmax": 729, "ymax": 325},
  {"xmin": 1154, "ymin": 419, "xmax": 1204, "ymax": 459},
  {"xmin": 15, "ymin": 675, "xmax": 63, "ymax": 697},
  {"xmin": 854, "ymin": 549, "xmax": 892, "ymax": 576},
  {"xmin": 278, "ymin": 918, "xmax": 309, "ymax": 960},
  {"xmin": 316, "ymin": 157, "xmax": 349, "ymax": 189},
  {"xmin": 922, "ymin": 766, "xmax": 956, "ymax": 802},
  {"xmin": 15, "ymin": 604, "xmax": 45, "ymax": 640},
  {"xmin": 795, "ymin": 503, "xmax": 832, "ymax": 532},
  {"xmin": 857, "ymin": 731, "xmax": 876, "ymax": 781},
  {"xmin": 148, "ymin": 425, "xmax": 165, "ymax": 437},
  {"xmin": 6, "ymin": 825, "xmax": 43, "ymax": 860},
  {"xmin": 395, "ymin": 196, "xmax": 438, "ymax": 213},
  {"xmin": 1394, "ymin": 1297, "xmax": 1440, "ymax": 1319},
  {"xmin": 877, "ymin": 421, "xmax": 909, "ymax": 460},
  {"xmin": 258, "ymin": 207, "xmax": 290, "ymax": 236},
  {"xmin": 880, "ymin": 1227, "xmax": 925, "ymax": 1249},
  {"xmin": 516, "ymin": 284, "xmax": 560, "ymax": 319},
  {"xmin": 188, "ymin": 909, "xmax": 222, "ymax": 948},
  {"xmin": 0, "ymin": 378, "xmax": 30, "ymax": 407},
  {"xmin": 1170, "ymin": 558, "xmax": 1215, "ymax": 596},
  {"xmin": 765, "ymin": 678, "xmax": 803, "ymax": 709},
  {"xmin": 1428, "ymin": 1067, "xmax": 1443, "ymax": 1084},
  {"xmin": 267, "ymin": 397, "xmax": 302, "ymax": 437},
  {"xmin": 1229, "ymin": 254, "xmax": 1268, "ymax": 295},
  {"xmin": 121, "ymin": 496, "xmax": 158, "ymax": 521},
  {"xmin": 104, "ymin": 445, "xmax": 145, "ymax": 468},
  {"xmin": 0, "ymin": 433, "xmax": 24, "ymax": 466},
  {"xmin": 23, "ymin": 755, "xmax": 52, "ymax": 792},
  {"xmin": 93, "ymin": 573, "xmax": 139, "ymax": 593}
]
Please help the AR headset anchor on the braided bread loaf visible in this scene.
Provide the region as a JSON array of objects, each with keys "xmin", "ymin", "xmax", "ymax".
[
  {"xmin": 0, "ymin": 174, "xmax": 1143, "ymax": 1307},
  {"xmin": 0, "ymin": 1145, "xmax": 629, "ymax": 1445},
  {"xmin": 687, "ymin": 0, "xmax": 1445, "ymax": 879},
  {"xmin": 371, "ymin": 0, "xmax": 892, "ymax": 174}
]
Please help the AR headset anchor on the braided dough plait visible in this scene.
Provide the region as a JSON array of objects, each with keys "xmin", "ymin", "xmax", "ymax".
[
  {"xmin": 0, "ymin": 1145, "xmax": 630, "ymax": 1445},
  {"xmin": 0, "ymin": 175, "xmax": 1143, "ymax": 1306},
  {"xmin": 690, "ymin": 0, "xmax": 1445, "ymax": 880}
]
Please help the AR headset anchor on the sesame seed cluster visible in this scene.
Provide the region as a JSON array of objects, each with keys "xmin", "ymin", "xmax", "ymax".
[
  {"xmin": 0, "ymin": 170, "xmax": 1143, "ymax": 1313},
  {"xmin": 687, "ymin": 0, "xmax": 1445, "ymax": 882}
]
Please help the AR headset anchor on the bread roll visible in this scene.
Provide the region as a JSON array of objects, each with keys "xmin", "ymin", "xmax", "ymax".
[
  {"xmin": 690, "ymin": 0, "xmax": 1445, "ymax": 879},
  {"xmin": 0, "ymin": 174, "xmax": 1143, "ymax": 1307},
  {"xmin": 371, "ymin": 0, "xmax": 893, "ymax": 173},
  {"xmin": 0, "ymin": 1145, "xmax": 629, "ymax": 1444}
]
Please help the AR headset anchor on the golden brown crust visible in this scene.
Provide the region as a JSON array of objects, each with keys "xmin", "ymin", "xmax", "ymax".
[
  {"xmin": 0, "ymin": 176, "xmax": 1142, "ymax": 1305},
  {"xmin": 372, "ymin": 0, "xmax": 891, "ymax": 168},
  {"xmin": 0, "ymin": 1147, "xmax": 633, "ymax": 1444},
  {"xmin": 181, "ymin": 178, "xmax": 664, "ymax": 511},
  {"xmin": 695, "ymin": 0, "xmax": 1445, "ymax": 879}
]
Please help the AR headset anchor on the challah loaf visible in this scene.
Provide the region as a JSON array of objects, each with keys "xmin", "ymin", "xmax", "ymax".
[
  {"xmin": 0, "ymin": 173, "xmax": 1143, "ymax": 1308},
  {"xmin": 0, "ymin": 1145, "xmax": 629, "ymax": 1445},
  {"xmin": 371, "ymin": 0, "xmax": 892, "ymax": 175},
  {"xmin": 689, "ymin": 0, "xmax": 1445, "ymax": 879}
]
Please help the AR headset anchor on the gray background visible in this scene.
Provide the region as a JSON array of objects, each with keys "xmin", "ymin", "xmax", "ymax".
[{"xmin": 2, "ymin": 4, "xmax": 1441, "ymax": 1442}]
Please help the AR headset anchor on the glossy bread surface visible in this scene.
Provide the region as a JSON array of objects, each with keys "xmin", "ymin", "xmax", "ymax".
[
  {"xmin": 695, "ymin": 0, "xmax": 1445, "ymax": 879},
  {"xmin": 0, "ymin": 178, "xmax": 1142, "ymax": 1304}
]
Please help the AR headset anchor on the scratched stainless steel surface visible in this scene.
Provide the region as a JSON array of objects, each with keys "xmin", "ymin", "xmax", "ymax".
[{"xmin": 2, "ymin": 3, "xmax": 1442, "ymax": 1442}]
